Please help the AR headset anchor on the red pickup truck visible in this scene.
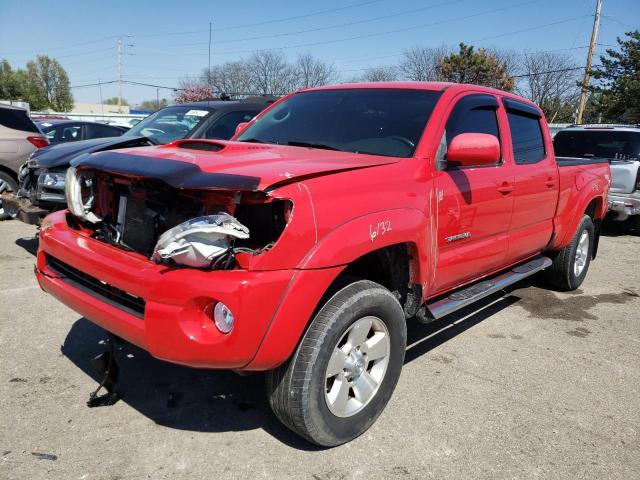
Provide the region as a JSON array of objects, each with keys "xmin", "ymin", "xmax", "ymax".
[{"xmin": 36, "ymin": 82, "xmax": 610, "ymax": 446}]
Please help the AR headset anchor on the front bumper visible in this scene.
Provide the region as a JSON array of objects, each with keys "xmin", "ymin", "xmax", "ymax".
[
  {"xmin": 36, "ymin": 210, "xmax": 297, "ymax": 369},
  {"xmin": 608, "ymin": 191, "xmax": 640, "ymax": 220},
  {"xmin": 1, "ymin": 193, "xmax": 49, "ymax": 225}
]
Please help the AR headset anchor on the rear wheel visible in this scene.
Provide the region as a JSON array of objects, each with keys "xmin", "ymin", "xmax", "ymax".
[
  {"xmin": 546, "ymin": 215, "xmax": 594, "ymax": 291},
  {"xmin": 266, "ymin": 280, "xmax": 406, "ymax": 447},
  {"xmin": 631, "ymin": 215, "xmax": 640, "ymax": 236},
  {"xmin": 0, "ymin": 172, "xmax": 18, "ymax": 221}
]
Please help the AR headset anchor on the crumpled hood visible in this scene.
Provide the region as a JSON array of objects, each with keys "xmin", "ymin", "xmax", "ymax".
[
  {"xmin": 71, "ymin": 140, "xmax": 400, "ymax": 191},
  {"xmin": 30, "ymin": 135, "xmax": 151, "ymax": 169}
]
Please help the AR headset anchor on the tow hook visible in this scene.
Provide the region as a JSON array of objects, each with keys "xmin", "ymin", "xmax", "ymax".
[{"xmin": 86, "ymin": 334, "xmax": 121, "ymax": 408}]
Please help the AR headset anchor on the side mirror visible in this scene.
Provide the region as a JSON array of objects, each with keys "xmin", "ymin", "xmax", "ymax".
[
  {"xmin": 447, "ymin": 133, "xmax": 500, "ymax": 168},
  {"xmin": 234, "ymin": 122, "xmax": 249, "ymax": 137}
]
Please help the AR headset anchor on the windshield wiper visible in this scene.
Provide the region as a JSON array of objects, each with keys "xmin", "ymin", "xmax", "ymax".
[
  {"xmin": 239, "ymin": 138, "xmax": 268, "ymax": 144},
  {"xmin": 286, "ymin": 141, "xmax": 341, "ymax": 151}
]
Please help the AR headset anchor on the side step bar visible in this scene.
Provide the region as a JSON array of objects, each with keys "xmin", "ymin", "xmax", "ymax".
[{"xmin": 424, "ymin": 256, "xmax": 552, "ymax": 321}]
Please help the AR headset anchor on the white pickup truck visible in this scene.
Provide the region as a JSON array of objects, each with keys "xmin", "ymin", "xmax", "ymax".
[{"xmin": 554, "ymin": 125, "xmax": 640, "ymax": 233}]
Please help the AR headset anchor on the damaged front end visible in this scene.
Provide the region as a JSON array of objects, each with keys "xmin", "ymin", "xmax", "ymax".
[{"xmin": 65, "ymin": 166, "xmax": 293, "ymax": 270}]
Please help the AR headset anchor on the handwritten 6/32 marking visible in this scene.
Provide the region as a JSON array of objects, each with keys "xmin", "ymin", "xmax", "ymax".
[{"xmin": 370, "ymin": 221, "xmax": 392, "ymax": 242}]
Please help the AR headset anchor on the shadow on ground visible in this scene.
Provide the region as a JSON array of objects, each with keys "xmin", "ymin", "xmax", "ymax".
[
  {"xmin": 61, "ymin": 318, "xmax": 322, "ymax": 450},
  {"xmin": 601, "ymin": 217, "xmax": 638, "ymax": 237}
]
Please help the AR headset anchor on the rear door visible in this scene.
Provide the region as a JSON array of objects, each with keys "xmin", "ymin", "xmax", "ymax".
[
  {"xmin": 503, "ymin": 99, "xmax": 558, "ymax": 263},
  {"xmin": 431, "ymin": 93, "xmax": 515, "ymax": 294}
]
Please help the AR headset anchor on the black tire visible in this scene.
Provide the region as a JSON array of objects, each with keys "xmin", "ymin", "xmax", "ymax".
[
  {"xmin": 0, "ymin": 171, "xmax": 19, "ymax": 221},
  {"xmin": 546, "ymin": 215, "xmax": 594, "ymax": 291},
  {"xmin": 631, "ymin": 215, "xmax": 640, "ymax": 236},
  {"xmin": 266, "ymin": 279, "xmax": 406, "ymax": 447}
]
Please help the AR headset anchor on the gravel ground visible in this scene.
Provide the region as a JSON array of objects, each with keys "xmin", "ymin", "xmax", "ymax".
[{"xmin": 1, "ymin": 219, "xmax": 639, "ymax": 480}]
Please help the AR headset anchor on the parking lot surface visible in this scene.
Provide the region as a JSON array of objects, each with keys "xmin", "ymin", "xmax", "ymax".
[{"xmin": 1, "ymin": 219, "xmax": 639, "ymax": 480}]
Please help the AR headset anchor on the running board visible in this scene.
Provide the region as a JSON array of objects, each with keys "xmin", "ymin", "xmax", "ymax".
[{"xmin": 424, "ymin": 256, "xmax": 552, "ymax": 321}]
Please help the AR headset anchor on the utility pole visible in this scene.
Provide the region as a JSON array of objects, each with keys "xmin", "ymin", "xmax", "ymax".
[
  {"xmin": 576, "ymin": 0, "xmax": 602, "ymax": 124},
  {"xmin": 208, "ymin": 21, "xmax": 212, "ymax": 79},
  {"xmin": 117, "ymin": 37, "xmax": 123, "ymax": 113}
]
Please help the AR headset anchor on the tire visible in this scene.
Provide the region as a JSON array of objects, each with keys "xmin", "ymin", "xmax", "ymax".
[
  {"xmin": 546, "ymin": 215, "xmax": 594, "ymax": 291},
  {"xmin": 266, "ymin": 280, "xmax": 407, "ymax": 447},
  {"xmin": 631, "ymin": 215, "xmax": 640, "ymax": 236},
  {"xmin": 0, "ymin": 172, "xmax": 19, "ymax": 221}
]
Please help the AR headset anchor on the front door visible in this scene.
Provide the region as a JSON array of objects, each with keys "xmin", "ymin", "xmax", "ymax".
[{"xmin": 431, "ymin": 93, "xmax": 514, "ymax": 295}]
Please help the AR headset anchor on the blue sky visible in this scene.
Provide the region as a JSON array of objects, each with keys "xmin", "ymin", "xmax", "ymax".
[{"xmin": 1, "ymin": 0, "xmax": 638, "ymax": 104}]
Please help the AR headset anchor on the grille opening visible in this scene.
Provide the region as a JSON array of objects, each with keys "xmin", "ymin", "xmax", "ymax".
[{"xmin": 46, "ymin": 255, "xmax": 145, "ymax": 318}]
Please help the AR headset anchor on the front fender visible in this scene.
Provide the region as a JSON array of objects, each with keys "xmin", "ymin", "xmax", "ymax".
[{"xmin": 298, "ymin": 207, "xmax": 429, "ymax": 277}]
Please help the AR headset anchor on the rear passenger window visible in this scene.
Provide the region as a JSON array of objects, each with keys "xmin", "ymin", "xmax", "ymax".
[
  {"xmin": 507, "ymin": 112, "xmax": 546, "ymax": 164},
  {"xmin": 0, "ymin": 107, "xmax": 40, "ymax": 133}
]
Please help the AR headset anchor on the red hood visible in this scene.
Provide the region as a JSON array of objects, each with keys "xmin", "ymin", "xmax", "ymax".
[{"xmin": 79, "ymin": 140, "xmax": 400, "ymax": 191}]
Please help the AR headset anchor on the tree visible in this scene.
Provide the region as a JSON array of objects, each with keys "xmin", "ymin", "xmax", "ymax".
[
  {"xmin": 292, "ymin": 53, "xmax": 336, "ymax": 89},
  {"xmin": 175, "ymin": 83, "xmax": 215, "ymax": 103},
  {"xmin": 438, "ymin": 43, "xmax": 515, "ymax": 91},
  {"xmin": 399, "ymin": 46, "xmax": 449, "ymax": 81},
  {"xmin": 246, "ymin": 50, "xmax": 296, "ymax": 95},
  {"xmin": 103, "ymin": 97, "xmax": 129, "ymax": 106},
  {"xmin": 202, "ymin": 61, "xmax": 253, "ymax": 97},
  {"xmin": 518, "ymin": 52, "xmax": 580, "ymax": 122},
  {"xmin": 0, "ymin": 60, "xmax": 24, "ymax": 99},
  {"xmin": 361, "ymin": 66, "xmax": 398, "ymax": 82},
  {"xmin": 589, "ymin": 30, "xmax": 640, "ymax": 123},
  {"xmin": 136, "ymin": 98, "xmax": 169, "ymax": 112},
  {"xmin": 25, "ymin": 55, "xmax": 73, "ymax": 111}
]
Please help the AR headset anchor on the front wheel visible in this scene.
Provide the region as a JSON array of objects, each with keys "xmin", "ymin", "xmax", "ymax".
[
  {"xmin": 546, "ymin": 215, "xmax": 594, "ymax": 291},
  {"xmin": 266, "ymin": 280, "xmax": 406, "ymax": 447}
]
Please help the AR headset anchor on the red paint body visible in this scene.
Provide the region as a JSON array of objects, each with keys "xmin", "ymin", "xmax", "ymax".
[{"xmin": 35, "ymin": 83, "xmax": 610, "ymax": 371}]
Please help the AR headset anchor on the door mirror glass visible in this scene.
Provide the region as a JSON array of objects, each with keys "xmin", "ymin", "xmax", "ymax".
[{"xmin": 447, "ymin": 133, "xmax": 500, "ymax": 168}]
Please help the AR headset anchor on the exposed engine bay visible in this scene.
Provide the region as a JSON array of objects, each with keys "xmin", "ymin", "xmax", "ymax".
[{"xmin": 66, "ymin": 167, "xmax": 291, "ymax": 269}]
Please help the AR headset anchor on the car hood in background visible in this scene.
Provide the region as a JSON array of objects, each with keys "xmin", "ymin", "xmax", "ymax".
[
  {"xmin": 29, "ymin": 136, "xmax": 151, "ymax": 169},
  {"xmin": 71, "ymin": 140, "xmax": 400, "ymax": 191}
]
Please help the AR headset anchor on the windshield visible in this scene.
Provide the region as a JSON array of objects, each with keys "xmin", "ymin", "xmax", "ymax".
[
  {"xmin": 124, "ymin": 106, "xmax": 213, "ymax": 144},
  {"xmin": 554, "ymin": 130, "xmax": 640, "ymax": 160},
  {"xmin": 237, "ymin": 89, "xmax": 441, "ymax": 158}
]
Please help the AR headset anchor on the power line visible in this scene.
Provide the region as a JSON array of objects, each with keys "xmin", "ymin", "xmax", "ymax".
[
  {"xmin": 129, "ymin": 0, "xmax": 383, "ymax": 39},
  {"xmin": 210, "ymin": 0, "xmax": 548, "ymax": 56},
  {"xmin": 161, "ymin": 0, "xmax": 468, "ymax": 47}
]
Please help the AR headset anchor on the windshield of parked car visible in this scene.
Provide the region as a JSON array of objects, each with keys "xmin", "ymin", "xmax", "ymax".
[
  {"xmin": 124, "ymin": 106, "xmax": 213, "ymax": 144},
  {"xmin": 554, "ymin": 130, "xmax": 640, "ymax": 160},
  {"xmin": 237, "ymin": 89, "xmax": 442, "ymax": 158}
]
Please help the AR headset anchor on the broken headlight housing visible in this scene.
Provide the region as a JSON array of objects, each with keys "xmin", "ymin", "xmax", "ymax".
[
  {"xmin": 151, "ymin": 213, "xmax": 249, "ymax": 268},
  {"xmin": 65, "ymin": 167, "xmax": 101, "ymax": 223}
]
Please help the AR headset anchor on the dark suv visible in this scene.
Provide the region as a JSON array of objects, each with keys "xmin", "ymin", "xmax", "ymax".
[{"xmin": 3, "ymin": 99, "xmax": 272, "ymax": 224}]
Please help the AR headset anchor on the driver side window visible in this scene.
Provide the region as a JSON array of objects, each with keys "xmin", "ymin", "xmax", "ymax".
[{"xmin": 437, "ymin": 94, "xmax": 501, "ymax": 170}]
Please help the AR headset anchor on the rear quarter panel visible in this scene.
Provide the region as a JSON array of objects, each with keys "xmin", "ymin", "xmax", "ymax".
[{"xmin": 549, "ymin": 161, "xmax": 610, "ymax": 249}]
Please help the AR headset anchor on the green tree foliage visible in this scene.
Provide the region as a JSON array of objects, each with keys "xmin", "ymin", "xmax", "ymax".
[
  {"xmin": 136, "ymin": 98, "xmax": 169, "ymax": 112},
  {"xmin": 103, "ymin": 96, "xmax": 129, "ymax": 106},
  {"xmin": 0, "ymin": 59, "xmax": 25, "ymax": 99},
  {"xmin": 438, "ymin": 43, "xmax": 515, "ymax": 91},
  {"xmin": 589, "ymin": 30, "xmax": 640, "ymax": 123},
  {"xmin": 24, "ymin": 55, "xmax": 73, "ymax": 111}
]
